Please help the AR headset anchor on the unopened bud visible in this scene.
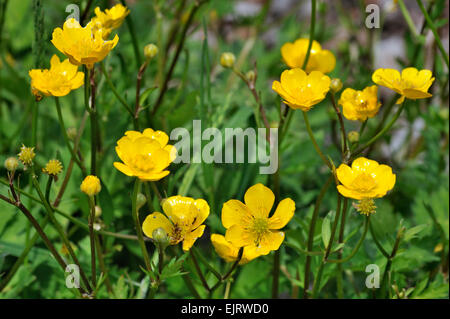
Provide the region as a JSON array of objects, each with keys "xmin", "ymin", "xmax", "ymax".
[
  {"xmin": 438, "ymin": 108, "xmax": 449, "ymax": 121},
  {"xmin": 246, "ymin": 70, "xmax": 256, "ymax": 83},
  {"xmin": 4, "ymin": 157, "xmax": 19, "ymax": 172},
  {"xmin": 220, "ymin": 52, "xmax": 235, "ymax": 68},
  {"xmin": 144, "ymin": 43, "xmax": 158, "ymax": 60},
  {"xmin": 67, "ymin": 127, "xmax": 77, "ymax": 141},
  {"xmin": 95, "ymin": 205, "xmax": 102, "ymax": 218},
  {"xmin": 152, "ymin": 227, "xmax": 169, "ymax": 250},
  {"xmin": 348, "ymin": 131, "xmax": 360, "ymax": 143},
  {"xmin": 136, "ymin": 193, "xmax": 147, "ymax": 210},
  {"xmin": 330, "ymin": 78, "xmax": 343, "ymax": 93}
]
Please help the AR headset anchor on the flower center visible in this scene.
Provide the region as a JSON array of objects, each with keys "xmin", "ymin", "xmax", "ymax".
[
  {"xmin": 352, "ymin": 173, "xmax": 376, "ymax": 192},
  {"xmin": 250, "ymin": 218, "xmax": 269, "ymax": 247},
  {"xmin": 129, "ymin": 154, "xmax": 155, "ymax": 173}
]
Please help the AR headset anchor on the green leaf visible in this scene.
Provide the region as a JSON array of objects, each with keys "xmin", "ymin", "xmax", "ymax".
[
  {"xmin": 321, "ymin": 211, "xmax": 332, "ymax": 248},
  {"xmin": 403, "ymin": 224, "xmax": 429, "ymax": 242}
]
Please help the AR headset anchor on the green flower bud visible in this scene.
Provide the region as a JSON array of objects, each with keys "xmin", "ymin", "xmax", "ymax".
[
  {"xmin": 246, "ymin": 70, "xmax": 256, "ymax": 83},
  {"xmin": 95, "ymin": 205, "xmax": 102, "ymax": 218},
  {"xmin": 136, "ymin": 193, "xmax": 147, "ymax": 210},
  {"xmin": 144, "ymin": 43, "xmax": 159, "ymax": 60},
  {"xmin": 152, "ymin": 227, "xmax": 169, "ymax": 250},
  {"xmin": 330, "ymin": 78, "xmax": 343, "ymax": 93},
  {"xmin": 220, "ymin": 52, "xmax": 235, "ymax": 68},
  {"xmin": 67, "ymin": 127, "xmax": 77, "ymax": 141},
  {"xmin": 4, "ymin": 157, "xmax": 19, "ymax": 172},
  {"xmin": 348, "ymin": 131, "xmax": 360, "ymax": 143}
]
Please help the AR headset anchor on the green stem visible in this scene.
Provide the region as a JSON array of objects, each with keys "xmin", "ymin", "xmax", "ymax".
[
  {"xmin": 190, "ymin": 250, "xmax": 210, "ymax": 292},
  {"xmin": 369, "ymin": 221, "xmax": 390, "ymax": 258},
  {"xmin": 210, "ymin": 247, "xmax": 243, "ymax": 294},
  {"xmin": 120, "ymin": 0, "xmax": 142, "ymax": 67},
  {"xmin": 88, "ymin": 196, "xmax": 97, "ymax": 288},
  {"xmin": 303, "ymin": 175, "xmax": 333, "ymax": 298},
  {"xmin": 54, "ymin": 98, "xmax": 85, "ymax": 174},
  {"xmin": 397, "ymin": 0, "xmax": 419, "ymax": 39},
  {"xmin": 327, "ymin": 215, "xmax": 371, "ymax": 264},
  {"xmin": 353, "ymin": 102, "xmax": 406, "ymax": 159},
  {"xmin": 416, "ymin": 0, "xmax": 450, "ymax": 71},
  {"xmin": 303, "ymin": 111, "xmax": 332, "ymax": 169},
  {"xmin": 272, "ymin": 249, "xmax": 280, "ymax": 298},
  {"xmin": 44, "ymin": 175, "xmax": 53, "ymax": 204},
  {"xmin": 336, "ymin": 198, "xmax": 348, "ymax": 298},
  {"xmin": 100, "ymin": 62, "xmax": 134, "ymax": 117},
  {"xmin": 380, "ymin": 226, "xmax": 404, "ymax": 298},
  {"xmin": 302, "ymin": 0, "xmax": 316, "ymax": 70},
  {"xmin": 311, "ymin": 194, "xmax": 343, "ymax": 298},
  {"xmin": 191, "ymin": 246, "xmax": 221, "ymax": 280},
  {"xmin": 30, "ymin": 169, "xmax": 92, "ymax": 292},
  {"xmin": 132, "ymin": 179, "xmax": 152, "ymax": 272}
]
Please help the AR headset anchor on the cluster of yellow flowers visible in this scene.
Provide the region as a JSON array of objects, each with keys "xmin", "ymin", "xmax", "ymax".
[
  {"xmin": 272, "ymin": 37, "xmax": 434, "ymax": 215},
  {"xmin": 28, "ymin": 4, "xmax": 128, "ymax": 100},
  {"xmin": 109, "ymin": 129, "xmax": 295, "ymax": 262}
]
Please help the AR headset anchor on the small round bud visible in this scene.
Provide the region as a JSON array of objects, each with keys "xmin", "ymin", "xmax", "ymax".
[
  {"xmin": 245, "ymin": 70, "xmax": 256, "ymax": 83},
  {"xmin": 95, "ymin": 205, "xmax": 102, "ymax": 218},
  {"xmin": 4, "ymin": 157, "xmax": 19, "ymax": 172},
  {"xmin": 18, "ymin": 144, "xmax": 35, "ymax": 166},
  {"xmin": 347, "ymin": 131, "xmax": 360, "ymax": 144},
  {"xmin": 93, "ymin": 223, "xmax": 102, "ymax": 231},
  {"xmin": 144, "ymin": 43, "xmax": 158, "ymax": 60},
  {"xmin": 67, "ymin": 127, "xmax": 77, "ymax": 141},
  {"xmin": 152, "ymin": 227, "xmax": 169, "ymax": 250},
  {"xmin": 80, "ymin": 175, "xmax": 101, "ymax": 196},
  {"xmin": 330, "ymin": 78, "xmax": 343, "ymax": 93},
  {"xmin": 220, "ymin": 52, "xmax": 235, "ymax": 68},
  {"xmin": 136, "ymin": 193, "xmax": 147, "ymax": 210},
  {"xmin": 438, "ymin": 108, "xmax": 449, "ymax": 121}
]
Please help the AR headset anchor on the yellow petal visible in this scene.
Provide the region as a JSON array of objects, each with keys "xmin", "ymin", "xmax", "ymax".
[
  {"xmin": 244, "ymin": 183, "xmax": 275, "ymax": 218},
  {"xmin": 351, "ymin": 157, "xmax": 379, "ymax": 174},
  {"xmin": 182, "ymin": 225, "xmax": 206, "ymax": 251},
  {"xmin": 268, "ymin": 198, "xmax": 295, "ymax": 229},
  {"xmin": 142, "ymin": 212, "xmax": 173, "ymax": 238},
  {"xmin": 336, "ymin": 163, "xmax": 355, "ymax": 187},
  {"xmin": 337, "ymin": 185, "xmax": 363, "ymax": 200},
  {"xmin": 221, "ymin": 199, "xmax": 253, "ymax": 229},
  {"xmin": 113, "ymin": 162, "xmax": 134, "ymax": 176},
  {"xmin": 258, "ymin": 230, "xmax": 285, "ymax": 254},
  {"xmin": 225, "ymin": 224, "xmax": 253, "ymax": 247}
]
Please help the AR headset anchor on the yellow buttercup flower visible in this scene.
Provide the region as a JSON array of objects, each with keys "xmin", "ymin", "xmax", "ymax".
[
  {"xmin": 338, "ymin": 85, "xmax": 382, "ymax": 121},
  {"xmin": 281, "ymin": 38, "xmax": 336, "ymax": 73},
  {"xmin": 142, "ymin": 196, "xmax": 210, "ymax": 251},
  {"xmin": 221, "ymin": 184, "xmax": 295, "ymax": 255},
  {"xmin": 80, "ymin": 175, "xmax": 102, "ymax": 196},
  {"xmin": 372, "ymin": 67, "xmax": 434, "ymax": 104},
  {"xmin": 211, "ymin": 234, "xmax": 263, "ymax": 265},
  {"xmin": 91, "ymin": 4, "xmax": 130, "ymax": 39},
  {"xmin": 272, "ymin": 68, "xmax": 331, "ymax": 111},
  {"xmin": 336, "ymin": 157, "xmax": 396, "ymax": 215},
  {"xmin": 42, "ymin": 159, "xmax": 63, "ymax": 176},
  {"xmin": 113, "ymin": 128, "xmax": 176, "ymax": 181},
  {"xmin": 18, "ymin": 145, "xmax": 35, "ymax": 166},
  {"xmin": 51, "ymin": 18, "xmax": 119, "ymax": 69},
  {"xmin": 28, "ymin": 55, "xmax": 84, "ymax": 99}
]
